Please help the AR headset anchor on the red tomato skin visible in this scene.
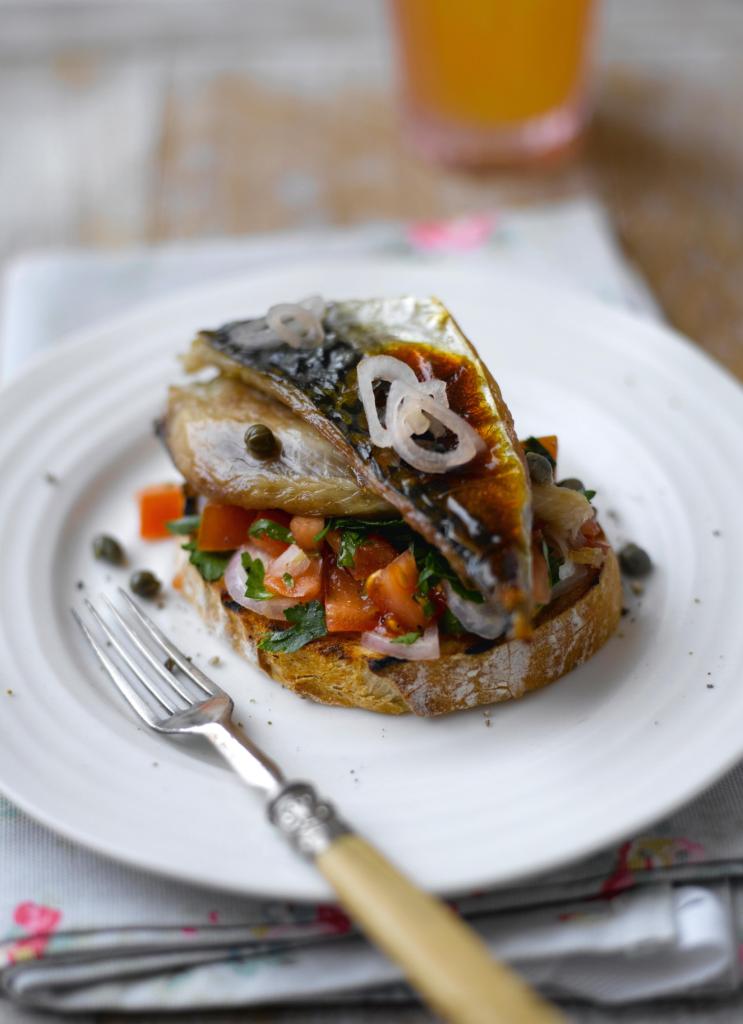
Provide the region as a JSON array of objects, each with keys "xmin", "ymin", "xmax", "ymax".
[
  {"xmin": 197, "ymin": 504, "xmax": 255, "ymax": 551},
  {"xmin": 290, "ymin": 516, "xmax": 326, "ymax": 552},
  {"xmin": 325, "ymin": 555, "xmax": 379, "ymax": 633},
  {"xmin": 366, "ymin": 549, "xmax": 426, "ymax": 631},
  {"xmin": 264, "ymin": 551, "xmax": 323, "ymax": 600},
  {"xmin": 249, "ymin": 509, "xmax": 292, "ymax": 559}
]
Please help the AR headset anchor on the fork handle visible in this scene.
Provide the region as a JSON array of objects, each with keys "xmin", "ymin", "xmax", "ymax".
[
  {"xmin": 318, "ymin": 834, "xmax": 563, "ymax": 1024},
  {"xmin": 269, "ymin": 783, "xmax": 563, "ymax": 1024}
]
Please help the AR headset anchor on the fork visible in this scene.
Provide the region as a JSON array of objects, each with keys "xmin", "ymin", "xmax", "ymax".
[{"xmin": 74, "ymin": 589, "xmax": 562, "ymax": 1024}]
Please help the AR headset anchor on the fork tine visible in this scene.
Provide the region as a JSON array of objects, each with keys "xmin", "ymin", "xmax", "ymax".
[
  {"xmin": 83, "ymin": 599, "xmax": 178, "ymax": 714},
  {"xmin": 117, "ymin": 588, "xmax": 220, "ymax": 697},
  {"xmin": 102, "ymin": 595, "xmax": 199, "ymax": 707},
  {"xmin": 72, "ymin": 609, "xmax": 160, "ymax": 727}
]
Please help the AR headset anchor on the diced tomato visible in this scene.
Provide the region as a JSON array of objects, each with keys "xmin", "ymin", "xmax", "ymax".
[
  {"xmin": 265, "ymin": 546, "xmax": 323, "ymax": 600},
  {"xmin": 349, "ymin": 536, "xmax": 398, "ymax": 581},
  {"xmin": 325, "ymin": 530, "xmax": 342, "ymax": 553},
  {"xmin": 325, "ymin": 555, "xmax": 379, "ymax": 633},
  {"xmin": 290, "ymin": 515, "xmax": 326, "ymax": 552},
  {"xmin": 249, "ymin": 509, "xmax": 293, "ymax": 559},
  {"xmin": 535, "ymin": 435, "xmax": 558, "ymax": 463},
  {"xmin": 325, "ymin": 532, "xmax": 397, "ymax": 581},
  {"xmin": 197, "ymin": 504, "xmax": 255, "ymax": 551},
  {"xmin": 532, "ymin": 541, "xmax": 551, "ymax": 606},
  {"xmin": 366, "ymin": 549, "xmax": 426, "ymax": 631},
  {"xmin": 139, "ymin": 483, "xmax": 184, "ymax": 540}
]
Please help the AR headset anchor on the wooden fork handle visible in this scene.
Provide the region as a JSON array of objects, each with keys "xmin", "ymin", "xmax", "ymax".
[
  {"xmin": 269, "ymin": 783, "xmax": 563, "ymax": 1024},
  {"xmin": 317, "ymin": 834, "xmax": 563, "ymax": 1024}
]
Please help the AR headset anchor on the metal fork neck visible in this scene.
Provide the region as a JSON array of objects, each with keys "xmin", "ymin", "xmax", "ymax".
[{"xmin": 201, "ymin": 720, "xmax": 285, "ymax": 798}]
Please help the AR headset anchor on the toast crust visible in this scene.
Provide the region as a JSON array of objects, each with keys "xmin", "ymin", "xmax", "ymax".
[{"xmin": 179, "ymin": 546, "xmax": 622, "ymax": 717}]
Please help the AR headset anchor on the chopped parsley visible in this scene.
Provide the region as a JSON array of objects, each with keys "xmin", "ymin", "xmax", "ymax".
[
  {"xmin": 315, "ymin": 516, "xmax": 410, "ymax": 569},
  {"xmin": 391, "ymin": 631, "xmax": 422, "ymax": 645},
  {"xmin": 282, "ymin": 572, "xmax": 294, "ymax": 589},
  {"xmin": 414, "ymin": 546, "xmax": 484, "ymax": 603},
  {"xmin": 315, "ymin": 516, "xmax": 409, "ymax": 573},
  {"xmin": 182, "ymin": 542, "xmax": 232, "ymax": 582},
  {"xmin": 542, "ymin": 540, "xmax": 563, "ymax": 589},
  {"xmin": 325, "ymin": 516, "xmax": 407, "ymax": 532},
  {"xmin": 166, "ymin": 514, "xmax": 202, "ymax": 535},
  {"xmin": 312, "ymin": 521, "xmax": 332, "ymax": 543},
  {"xmin": 584, "ymin": 489, "xmax": 597, "ymax": 502},
  {"xmin": 336, "ymin": 529, "xmax": 367, "ymax": 569},
  {"xmin": 258, "ymin": 600, "xmax": 327, "ymax": 653},
  {"xmin": 249, "ymin": 518, "xmax": 294, "ymax": 545},
  {"xmin": 317, "ymin": 515, "xmax": 483, "ymax": 605},
  {"xmin": 241, "ymin": 551, "xmax": 274, "ymax": 600}
]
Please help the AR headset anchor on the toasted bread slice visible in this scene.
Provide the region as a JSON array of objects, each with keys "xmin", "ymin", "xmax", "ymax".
[{"xmin": 178, "ymin": 544, "xmax": 621, "ymax": 717}]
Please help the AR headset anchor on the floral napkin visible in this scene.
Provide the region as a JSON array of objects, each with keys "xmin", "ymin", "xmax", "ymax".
[{"xmin": 2, "ymin": 199, "xmax": 742, "ymax": 1014}]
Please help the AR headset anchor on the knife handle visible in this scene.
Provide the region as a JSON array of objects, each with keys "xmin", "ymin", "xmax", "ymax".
[{"xmin": 269, "ymin": 783, "xmax": 563, "ymax": 1024}]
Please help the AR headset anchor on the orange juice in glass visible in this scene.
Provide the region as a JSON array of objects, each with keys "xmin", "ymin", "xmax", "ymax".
[{"xmin": 389, "ymin": 0, "xmax": 598, "ymax": 166}]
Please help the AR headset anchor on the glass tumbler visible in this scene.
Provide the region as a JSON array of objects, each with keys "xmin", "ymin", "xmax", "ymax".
[{"xmin": 389, "ymin": 0, "xmax": 598, "ymax": 167}]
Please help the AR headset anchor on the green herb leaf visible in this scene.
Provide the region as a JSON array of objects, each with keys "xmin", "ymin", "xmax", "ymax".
[
  {"xmin": 319, "ymin": 515, "xmax": 484, "ymax": 608},
  {"xmin": 166, "ymin": 514, "xmax": 202, "ymax": 535},
  {"xmin": 241, "ymin": 551, "xmax": 274, "ymax": 600},
  {"xmin": 315, "ymin": 515, "xmax": 410, "ymax": 570},
  {"xmin": 523, "ymin": 436, "xmax": 556, "ymax": 468},
  {"xmin": 282, "ymin": 572, "xmax": 294, "ymax": 589},
  {"xmin": 336, "ymin": 529, "xmax": 366, "ymax": 569},
  {"xmin": 584, "ymin": 489, "xmax": 597, "ymax": 502},
  {"xmin": 249, "ymin": 518, "xmax": 294, "ymax": 544},
  {"xmin": 414, "ymin": 546, "xmax": 484, "ymax": 603},
  {"xmin": 182, "ymin": 542, "xmax": 232, "ymax": 582},
  {"xmin": 440, "ymin": 608, "xmax": 465, "ymax": 637},
  {"xmin": 319, "ymin": 516, "xmax": 413, "ymax": 551},
  {"xmin": 258, "ymin": 600, "xmax": 327, "ymax": 653},
  {"xmin": 312, "ymin": 522, "xmax": 331, "ymax": 543},
  {"xmin": 328, "ymin": 516, "xmax": 406, "ymax": 531},
  {"xmin": 542, "ymin": 539, "xmax": 563, "ymax": 589},
  {"xmin": 391, "ymin": 631, "xmax": 422, "ymax": 645},
  {"xmin": 415, "ymin": 548, "xmax": 440, "ymax": 596}
]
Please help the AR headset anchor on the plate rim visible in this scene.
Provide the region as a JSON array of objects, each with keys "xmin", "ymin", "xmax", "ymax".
[{"xmin": 1, "ymin": 257, "xmax": 743, "ymax": 900}]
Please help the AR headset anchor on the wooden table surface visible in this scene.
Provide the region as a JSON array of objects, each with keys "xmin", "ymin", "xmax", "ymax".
[
  {"xmin": 2, "ymin": 2, "xmax": 743, "ymax": 1022},
  {"xmin": 2, "ymin": 0, "xmax": 743, "ymax": 381}
]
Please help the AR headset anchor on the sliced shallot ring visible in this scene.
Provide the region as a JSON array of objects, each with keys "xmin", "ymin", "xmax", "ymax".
[
  {"xmin": 266, "ymin": 301, "xmax": 324, "ymax": 348},
  {"xmin": 443, "ymin": 581, "xmax": 505, "ymax": 640},
  {"xmin": 224, "ymin": 546, "xmax": 296, "ymax": 621},
  {"xmin": 360, "ymin": 623, "xmax": 440, "ymax": 662},
  {"xmin": 269, "ymin": 544, "xmax": 311, "ymax": 579},
  {"xmin": 403, "ymin": 379, "xmax": 450, "ymax": 435},
  {"xmin": 300, "ymin": 294, "xmax": 325, "ymax": 320},
  {"xmin": 357, "ymin": 355, "xmax": 418, "ymax": 446},
  {"xmin": 387, "ymin": 382, "xmax": 486, "ymax": 474},
  {"xmin": 420, "ymin": 379, "xmax": 449, "ymax": 437}
]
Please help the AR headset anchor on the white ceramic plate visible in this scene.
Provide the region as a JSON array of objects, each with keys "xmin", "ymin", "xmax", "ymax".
[{"xmin": 2, "ymin": 260, "xmax": 742, "ymax": 901}]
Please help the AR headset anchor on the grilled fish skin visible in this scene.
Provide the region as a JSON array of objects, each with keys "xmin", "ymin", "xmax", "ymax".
[
  {"xmin": 163, "ymin": 376, "xmax": 392, "ymax": 516},
  {"xmin": 184, "ymin": 296, "xmax": 533, "ymax": 633}
]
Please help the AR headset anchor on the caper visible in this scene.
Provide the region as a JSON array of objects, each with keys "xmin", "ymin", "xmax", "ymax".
[
  {"xmin": 558, "ymin": 478, "xmax": 585, "ymax": 492},
  {"xmin": 526, "ymin": 451, "xmax": 553, "ymax": 486},
  {"xmin": 129, "ymin": 570, "xmax": 161, "ymax": 599},
  {"xmin": 619, "ymin": 543, "xmax": 653, "ymax": 578},
  {"xmin": 244, "ymin": 423, "xmax": 280, "ymax": 459},
  {"xmin": 92, "ymin": 534, "xmax": 125, "ymax": 565}
]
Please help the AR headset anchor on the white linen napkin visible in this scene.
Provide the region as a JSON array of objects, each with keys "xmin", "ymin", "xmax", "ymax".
[{"xmin": 4, "ymin": 199, "xmax": 742, "ymax": 1015}]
